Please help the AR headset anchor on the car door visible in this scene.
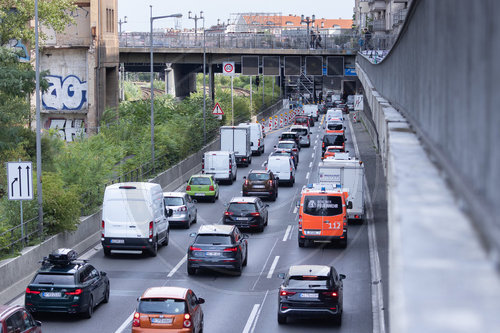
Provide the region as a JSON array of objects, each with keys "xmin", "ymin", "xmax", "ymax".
[
  {"xmin": 89, "ymin": 266, "xmax": 106, "ymax": 303},
  {"xmin": 188, "ymin": 290, "xmax": 203, "ymax": 331},
  {"xmin": 233, "ymin": 229, "xmax": 245, "ymax": 261}
]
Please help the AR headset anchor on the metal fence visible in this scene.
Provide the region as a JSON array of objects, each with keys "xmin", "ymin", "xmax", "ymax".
[{"xmin": 0, "ymin": 214, "xmax": 41, "ymax": 255}]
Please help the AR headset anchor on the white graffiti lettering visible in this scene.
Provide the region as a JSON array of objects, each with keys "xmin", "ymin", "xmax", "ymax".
[
  {"xmin": 49, "ymin": 119, "xmax": 86, "ymax": 142},
  {"xmin": 42, "ymin": 75, "xmax": 88, "ymax": 110}
]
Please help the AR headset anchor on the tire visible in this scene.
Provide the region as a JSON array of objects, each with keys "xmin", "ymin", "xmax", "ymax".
[
  {"xmin": 228, "ymin": 177, "xmax": 233, "ymax": 185},
  {"xmin": 277, "ymin": 312, "xmax": 287, "ymax": 324},
  {"xmin": 187, "ymin": 265, "xmax": 196, "ymax": 276},
  {"xmin": 298, "ymin": 238, "xmax": 305, "ymax": 248},
  {"xmin": 339, "ymin": 237, "xmax": 347, "ymax": 249},
  {"xmin": 333, "ymin": 313, "xmax": 342, "ymax": 326},
  {"xmin": 265, "ymin": 217, "xmax": 268, "ymax": 226},
  {"xmin": 243, "ymin": 248, "xmax": 248, "ymax": 266},
  {"xmin": 184, "ymin": 220, "xmax": 191, "ymax": 229},
  {"xmin": 270, "ymin": 191, "xmax": 277, "ymax": 201},
  {"xmin": 210, "ymin": 195, "xmax": 216, "ymax": 203},
  {"xmin": 193, "ymin": 214, "xmax": 197, "ymax": 224},
  {"xmin": 162, "ymin": 230, "xmax": 170, "ymax": 246},
  {"xmin": 83, "ymin": 296, "xmax": 94, "ymax": 319},
  {"xmin": 103, "ymin": 248, "xmax": 111, "ymax": 257},
  {"xmin": 149, "ymin": 240, "xmax": 158, "ymax": 257},
  {"xmin": 234, "ymin": 260, "xmax": 242, "ymax": 276},
  {"xmin": 103, "ymin": 284, "xmax": 110, "ymax": 303},
  {"xmin": 242, "ymin": 191, "xmax": 248, "ymax": 197},
  {"xmin": 257, "ymin": 225, "xmax": 264, "ymax": 233}
]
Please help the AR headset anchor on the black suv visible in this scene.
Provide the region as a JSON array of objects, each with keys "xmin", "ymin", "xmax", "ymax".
[
  {"xmin": 223, "ymin": 197, "xmax": 269, "ymax": 232},
  {"xmin": 279, "ymin": 132, "xmax": 301, "ymax": 149},
  {"xmin": 322, "ymin": 134, "xmax": 346, "ymax": 156},
  {"xmin": 277, "ymin": 265, "xmax": 346, "ymax": 325},
  {"xmin": 25, "ymin": 248, "xmax": 110, "ymax": 318},
  {"xmin": 187, "ymin": 225, "xmax": 248, "ymax": 276},
  {"xmin": 242, "ymin": 170, "xmax": 279, "ymax": 201}
]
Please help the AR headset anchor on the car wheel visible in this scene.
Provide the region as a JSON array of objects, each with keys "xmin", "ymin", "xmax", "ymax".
[
  {"xmin": 234, "ymin": 260, "xmax": 243, "ymax": 276},
  {"xmin": 339, "ymin": 237, "xmax": 347, "ymax": 249},
  {"xmin": 242, "ymin": 191, "xmax": 248, "ymax": 197},
  {"xmin": 271, "ymin": 191, "xmax": 277, "ymax": 201},
  {"xmin": 210, "ymin": 195, "xmax": 216, "ymax": 203},
  {"xmin": 184, "ymin": 220, "xmax": 191, "ymax": 229},
  {"xmin": 229, "ymin": 177, "xmax": 234, "ymax": 185},
  {"xmin": 277, "ymin": 312, "xmax": 287, "ymax": 324},
  {"xmin": 193, "ymin": 214, "xmax": 197, "ymax": 224},
  {"xmin": 103, "ymin": 284, "xmax": 110, "ymax": 303},
  {"xmin": 103, "ymin": 248, "xmax": 112, "ymax": 257},
  {"xmin": 162, "ymin": 230, "xmax": 170, "ymax": 246},
  {"xmin": 149, "ymin": 239, "xmax": 158, "ymax": 257},
  {"xmin": 243, "ymin": 248, "xmax": 248, "ymax": 266},
  {"xmin": 187, "ymin": 265, "xmax": 196, "ymax": 276},
  {"xmin": 298, "ymin": 238, "xmax": 305, "ymax": 247},
  {"xmin": 333, "ymin": 313, "xmax": 342, "ymax": 326},
  {"xmin": 265, "ymin": 217, "xmax": 268, "ymax": 226},
  {"xmin": 257, "ymin": 225, "xmax": 264, "ymax": 233},
  {"xmin": 83, "ymin": 296, "xmax": 94, "ymax": 319}
]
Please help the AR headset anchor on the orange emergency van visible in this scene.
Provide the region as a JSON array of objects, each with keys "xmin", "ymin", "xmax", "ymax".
[{"xmin": 297, "ymin": 184, "xmax": 351, "ymax": 248}]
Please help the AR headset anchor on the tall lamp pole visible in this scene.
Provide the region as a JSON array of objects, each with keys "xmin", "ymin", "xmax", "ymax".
[
  {"xmin": 301, "ymin": 14, "xmax": 316, "ymax": 48},
  {"xmin": 118, "ymin": 17, "xmax": 127, "ymax": 102},
  {"xmin": 202, "ymin": 16, "xmax": 207, "ymax": 145},
  {"xmin": 150, "ymin": 6, "xmax": 182, "ymax": 174},
  {"xmin": 118, "ymin": 16, "xmax": 127, "ymax": 37},
  {"xmin": 35, "ymin": 0, "xmax": 43, "ymax": 237},
  {"xmin": 188, "ymin": 11, "xmax": 204, "ymax": 45}
]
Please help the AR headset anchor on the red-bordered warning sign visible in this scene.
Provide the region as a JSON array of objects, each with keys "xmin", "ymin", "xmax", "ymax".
[
  {"xmin": 212, "ymin": 102, "xmax": 224, "ymax": 115},
  {"xmin": 223, "ymin": 62, "xmax": 235, "ymax": 76}
]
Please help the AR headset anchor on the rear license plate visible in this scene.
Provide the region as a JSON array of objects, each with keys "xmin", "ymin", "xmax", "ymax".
[
  {"xmin": 236, "ymin": 217, "xmax": 248, "ymax": 221},
  {"xmin": 304, "ymin": 230, "xmax": 321, "ymax": 235},
  {"xmin": 42, "ymin": 292, "xmax": 61, "ymax": 298},
  {"xmin": 206, "ymin": 251, "xmax": 220, "ymax": 256},
  {"xmin": 110, "ymin": 239, "xmax": 125, "ymax": 244},
  {"xmin": 253, "ymin": 185, "xmax": 265, "ymax": 188},
  {"xmin": 151, "ymin": 318, "xmax": 173, "ymax": 324},
  {"xmin": 300, "ymin": 293, "xmax": 318, "ymax": 298},
  {"xmin": 195, "ymin": 193, "xmax": 205, "ymax": 196}
]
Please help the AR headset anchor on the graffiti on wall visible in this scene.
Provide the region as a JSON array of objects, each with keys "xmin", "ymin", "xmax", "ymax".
[
  {"xmin": 42, "ymin": 75, "xmax": 88, "ymax": 110},
  {"xmin": 7, "ymin": 39, "xmax": 29, "ymax": 62},
  {"xmin": 47, "ymin": 118, "xmax": 86, "ymax": 142}
]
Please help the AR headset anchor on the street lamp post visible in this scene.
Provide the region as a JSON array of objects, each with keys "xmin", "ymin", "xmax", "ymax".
[
  {"xmin": 301, "ymin": 14, "xmax": 316, "ymax": 48},
  {"xmin": 118, "ymin": 17, "xmax": 127, "ymax": 101},
  {"xmin": 203, "ymin": 16, "xmax": 207, "ymax": 145},
  {"xmin": 118, "ymin": 16, "xmax": 127, "ymax": 37},
  {"xmin": 188, "ymin": 11, "xmax": 204, "ymax": 45},
  {"xmin": 150, "ymin": 6, "xmax": 182, "ymax": 174}
]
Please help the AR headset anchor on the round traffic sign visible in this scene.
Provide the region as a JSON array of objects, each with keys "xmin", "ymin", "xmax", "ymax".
[{"xmin": 224, "ymin": 63, "xmax": 234, "ymax": 74}]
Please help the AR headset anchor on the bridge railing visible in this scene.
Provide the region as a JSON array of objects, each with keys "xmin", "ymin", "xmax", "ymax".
[{"xmin": 120, "ymin": 31, "xmax": 373, "ymax": 52}]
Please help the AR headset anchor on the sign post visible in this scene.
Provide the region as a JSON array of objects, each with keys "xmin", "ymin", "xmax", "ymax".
[
  {"xmin": 7, "ymin": 161, "xmax": 34, "ymax": 246},
  {"xmin": 222, "ymin": 62, "xmax": 235, "ymax": 125}
]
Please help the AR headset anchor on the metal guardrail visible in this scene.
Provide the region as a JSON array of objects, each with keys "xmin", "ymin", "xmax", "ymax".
[{"xmin": 0, "ymin": 214, "xmax": 41, "ymax": 255}]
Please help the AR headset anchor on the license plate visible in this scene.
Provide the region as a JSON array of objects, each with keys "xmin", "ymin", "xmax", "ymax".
[
  {"xmin": 236, "ymin": 217, "xmax": 248, "ymax": 221},
  {"xmin": 206, "ymin": 251, "xmax": 220, "ymax": 256},
  {"xmin": 300, "ymin": 293, "xmax": 318, "ymax": 298},
  {"xmin": 151, "ymin": 318, "xmax": 173, "ymax": 324},
  {"xmin": 42, "ymin": 292, "xmax": 61, "ymax": 298},
  {"xmin": 110, "ymin": 239, "xmax": 125, "ymax": 244},
  {"xmin": 195, "ymin": 193, "xmax": 205, "ymax": 196},
  {"xmin": 304, "ymin": 230, "xmax": 321, "ymax": 235},
  {"xmin": 253, "ymin": 185, "xmax": 265, "ymax": 188}
]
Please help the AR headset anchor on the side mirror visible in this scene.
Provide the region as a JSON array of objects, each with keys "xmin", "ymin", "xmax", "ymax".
[
  {"xmin": 100, "ymin": 271, "xmax": 107, "ymax": 277},
  {"xmin": 345, "ymin": 138, "xmax": 347, "ymax": 142},
  {"xmin": 295, "ymin": 200, "xmax": 300, "ymax": 207},
  {"xmin": 265, "ymin": 204, "xmax": 269, "ymax": 207},
  {"xmin": 275, "ymin": 176, "xmax": 279, "ymax": 180},
  {"xmin": 347, "ymin": 201, "xmax": 353, "ymax": 209},
  {"xmin": 278, "ymin": 273, "xmax": 285, "ymax": 279},
  {"xmin": 36, "ymin": 321, "xmax": 42, "ymax": 327},
  {"xmin": 243, "ymin": 176, "xmax": 247, "ymax": 180},
  {"xmin": 192, "ymin": 199, "xmax": 197, "ymax": 204},
  {"xmin": 339, "ymin": 274, "xmax": 346, "ymax": 280},
  {"xmin": 189, "ymin": 232, "xmax": 197, "ymax": 237},
  {"xmin": 166, "ymin": 208, "xmax": 173, "ymax": 217},
  {"xmin": 242, "ymin": 234, "xmax": 249, "ymax": 239}
]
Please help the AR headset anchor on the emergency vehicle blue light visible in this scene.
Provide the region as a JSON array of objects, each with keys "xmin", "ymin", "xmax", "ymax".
[
  {"xmin": 321, "ymin": 186, "xmax": 326, "ymax": 192},
  {"xmin": 307, "ymin": 184, "xmax": 313, "ymax": 188},
  {"xmin": 336, "ymin": 184, "xmax": 341, "ymax": 188}
]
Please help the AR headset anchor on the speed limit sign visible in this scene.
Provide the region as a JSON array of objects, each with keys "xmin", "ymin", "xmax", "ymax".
[{"xmin": 223, "ymin": 62, "xmax": 235, "ymax": 76}]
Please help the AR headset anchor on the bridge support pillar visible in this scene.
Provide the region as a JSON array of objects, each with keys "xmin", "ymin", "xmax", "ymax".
[{"xmin": 172, "ymin": 64, "xmax": 197, "ymax": 98}]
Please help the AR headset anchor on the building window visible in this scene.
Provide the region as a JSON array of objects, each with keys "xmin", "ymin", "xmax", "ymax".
[{"xmin": 106, "ymin": 8, "xmax": 114, "ymax": 33}]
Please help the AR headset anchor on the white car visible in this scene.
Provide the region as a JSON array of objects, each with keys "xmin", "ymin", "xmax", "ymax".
[
  {"xmin": 163, "ymin": 192, "xmax": 197, "ymax": 229},
  {"xmin": 289, "ymin": 125, "xmax": 311, "ymax": 147}
]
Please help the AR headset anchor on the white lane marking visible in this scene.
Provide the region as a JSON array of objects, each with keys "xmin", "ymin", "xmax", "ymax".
[
  {"xmin": 311, "ymin": 153, "xmax": 315, "ymax": 159},
  {"xmin": 242, "ymin": 304, "xmax": 260, "ymax": 333},
  {"xmin": 306, "ymin": 172, "xmax": 310, "ymax": 179},
  {"xmin": 309, "ymin": 161, "xmax": 313, "ymax": 168},
  {"xmin": 347, "ymin": 115, "xmax": 361, "ymax": 159},
  {"xmin": 250, "ymin": 290, "xmax": 269, "ymax": 333},
  {"xmin": 288, "ymin": 225, "xmax": 295, "ymax": 240},
  {"xmin": 114, "ymin": 312, "xmax": 135, "ymax": 333},
  {"xmin": 167, "ymin": 254, "xmax": 187, "ymax": 278},
  {"xmin": 267, "ymin": 256, "xmax": 280, "ymax": 278},
  {"xmin": 314, "ymin": 140, "xmax": 318, "ymax": 144},
  {"xmin": 261, "ymin": 161, "xmax": 266, "ymax": 168},
  {"xmin": 293, "ymin": 206, "xmax": 298, "ymax": 214},
  {"xmin": 282, "ymin": 225, "xmax": 292, "ymax": 241},
  {"xmin": 251, "ymin": 238, "xmax": 279, "ymax": 290}
]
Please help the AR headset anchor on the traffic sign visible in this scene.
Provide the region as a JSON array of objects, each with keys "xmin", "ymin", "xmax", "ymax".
[
  {"xmin": 7, "ymin": 161, "xmax": 33, "ymax": 200},
  {"xmin": 222, "ymin": 62, "xmax": 235, "ymax": 76},
  {"xmin": 212, "ymin": 102, "xmax": 224, "ymax": 115},
  {"xmin": 354, "ymin": 94, "xmax": 363, "ymax": 111}
]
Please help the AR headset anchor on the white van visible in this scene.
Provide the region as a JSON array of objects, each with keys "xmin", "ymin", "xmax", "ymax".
[
  {"xmin": 238, "ymin": 122, "xmax": 265, "ymax": 155},
  {"xmin": 101, "ymin": 182, "xmax": 170, "ymax": 257},
  {"xmin": 220, "ymin": 126, "xmax": 252, "ymax": 166},
  {"xmin": 326, "ymin": 109, "xmax": 344, "ymax": 122},
  {"xmin": 266, "ymin": 155, "xmax": 295, "ymax": 186},
  {"xmin": 202, "ymin": 151, "xmax": 237, "ymax": 184},
  {"xmin": 303, "ymin": 104, "xmax": 319, "ymax": 121}
]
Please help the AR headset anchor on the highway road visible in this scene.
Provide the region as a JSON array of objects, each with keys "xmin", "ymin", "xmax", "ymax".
[{"xmin": 31, "ymin": 113, "xmax": 378, "ymax": 333}]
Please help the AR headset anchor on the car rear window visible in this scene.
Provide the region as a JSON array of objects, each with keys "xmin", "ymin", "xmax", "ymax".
[
  {"xmin": 195, "ymin": 234, "xmax": 232, "ymax": 245},
  {"xmin": 291, "ymin": 128, "xmax": 308, "ymax": 136},
  {"xmin": 323, "ymin": 135, "xmax": 344, "ymax": 146},
  {"xmin": 32, "ymin": 273, "xmax": 75, "ymax": 285},
  {"xmin": 281, "ymin": 134, "xmax": 296, "ymax": 139},
  {"xmin": 327, "ymin": 123, "xmax": 343, "ymax": 131},
  {"xmin": 164, "ymin": 197, "xmax": 184, "ymax": 206},
  {"xmin": 138, "ymin": 298, "xmax": 186, "ymax": 315},
  {"xmin": 248, "ymin": 173, "xmax": 269, "ymax": 181},
  {"xmin": 278, "ymin": 143, "xmax": 295, "ymax": 149},
  {"xmin": 303, "ymin": 195, "xmax": 343, "ymax": 216},
  {"xmin": 228, "ymin": 203, "xmax": 257, "ymax": 213},
  {"xmin": 287, "ymin": 275, "xmax": 329, "ymax": 288},
  {"xmin": 190, "ymin": 177, "xmax": 211, "ymax": 185}
]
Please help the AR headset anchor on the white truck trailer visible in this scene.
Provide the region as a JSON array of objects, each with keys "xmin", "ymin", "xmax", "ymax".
[{"xmin": 220, "ymin": 126, "xmax": 252, "ymax": 167}]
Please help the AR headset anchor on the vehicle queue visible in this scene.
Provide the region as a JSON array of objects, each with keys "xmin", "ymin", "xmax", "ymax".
[{"xmin": 1, "ymin": 97, "xmax": 366, "ymax": 333}]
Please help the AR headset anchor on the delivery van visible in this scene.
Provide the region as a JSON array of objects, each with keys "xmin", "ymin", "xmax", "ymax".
[
  {"xmin": 101, "ymin": 182, "xmax": 170, "ymax": 257},
  {"xmin": 266, "ymin": 155, "xmax": 295, "ymax": 186},
  {"xmin": 297, "ymin": 183, "xmax": 351, "ymax": 248},
  {"xmin": 202, "ymin": 151, "xmax": 237, "ymax": 184},
  {"xmin": 238, "ymin": 122, "xmax": 265, "ymax": 155},
  {"xmin": 220, "ymin": 126, "xmax": 252, "ymax": 166}
]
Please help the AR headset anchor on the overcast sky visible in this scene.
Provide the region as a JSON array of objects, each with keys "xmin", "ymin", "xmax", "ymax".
[{"xmin": 118, "ymin": 0, "xmax": 355, "ymax": 32}]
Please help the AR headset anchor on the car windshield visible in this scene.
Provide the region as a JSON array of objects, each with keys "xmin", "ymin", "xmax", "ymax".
[
  {"xmin": 323, "ymin": 135, "xmax": 344, "ymax": 146},
  {"xmin": 137, "ymin": 298, "xmax": 186, "ymax": 315},
  {"xmin": 278, "ymin": 143, "xmax": 295, "ymax": 149},
  {"xmin": 327, "ymin": 123, "xmax": 343, "ymax": 131},
  {"xmin": 32, "ymin": 273, "xmax": 75, "ymax": 285},
  {"xmin": 228, "ymin": 203, "xmax": 257, "ymax": 213},
  {"xmin": 303, "ymin": 195, "xmax": 343, "ymax": 216},
  {"xmin": 287, "ymin": 275, "xmax": 329, "ymax": 289},
  {"xmin": 271, "ymin": 151, "xmax": 291, "ymax": 157},
  {"xmin": 190, "ymin": 177, "xmax": 211, "ymax": 185},
  {"xmin": 291, "ymin": 128, "xmax": 308, "ymax": 136},
  {"xmin": 164, "ymin": 197, "xmax": 184, "ymax": 206},
  {"xmin": 248, "ymin": 173, "xmax": 269, "ymax": 181},
  {"xmin": 195, "ymin": 234, "xmax": 232, "ymax": 245}
]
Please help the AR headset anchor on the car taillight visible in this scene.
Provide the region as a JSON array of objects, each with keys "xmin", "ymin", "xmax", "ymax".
[
  {"xmin": 322, "ymin": 291, "xmax": 338, "ymax": 297},
  {"xmin": 244, "ymin": 179, "xmax": 249, "ymax": 185},
  {"xmin": 178, "ymin": 206, "xmax": 187, "ymax": 212},
  {"xmin": 223, "ymin": 247, "xmax": 238, "ymax": 252},
  {"xmin": 250, "ymin": 212, "xmax": 260, "ymax": 216},
  {"xmin": 290, "ymin": 167, "xmax": 293, "ymax": 172},
  {"xmin": 101, "ymin": 220, "xmax": 105, "ymax": 238},
  {"xmin": 25, "ymin": 287, "xmax": 40, "ymax": 294},
  {"xmin": 183, "ymin": 313, "xmax": 192, "ymax": 328},
  {"xmin": 229, "ymin": 162, "xmax": 232, "ymax": 169},
  {"xmin": 209, "ymin": 185, "xmax": 215, "ymax": 191},
  {"xmin": 201, "ymin": 159, "xmax": 204, "ymax": 172},
  {"xmin": 280, "ymin": 290, "xmax": 297, "ymax": 296},
  {"xmin": 269, "ymin": 180, "xmax": 273, "ymax": 186},
  {"xmin": 65, "ymin": 289, "xmax": 82, "ymax": 295},
  {"xmin": 292, "ymin": 148, "xmax": 298, "ymax": 152},
  {"xmin": 258, "ymin": 139, "xmax": 261, "ymax": 146},
  {"xmin": 149, "ymin": 221, "xmax": 153, "ymax": 239},
  {"xmin": 307, "ymin": 134, "xmax": 310, "ymax": 139},
  {"xmin": 186, "ymin": 185, "xmax": 191, "ymax": 191},
  {"xmin": 322, "ymin": 142, "xmax": 325, "ymax": 148},
  {"xmin": 224, "ymin": 211, "xmax": 234, "ymax": 216},
  {"xmin": 132, "ymin": 312, "xmax": 140, "ymax": 327},
  {"xmin": 189, "ymin": 246, "xmax": 202, "ymax": 251}
]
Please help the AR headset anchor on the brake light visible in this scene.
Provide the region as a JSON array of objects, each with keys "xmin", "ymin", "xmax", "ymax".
[
  {"xmin": 244, "ymin": 179, "xmax": 249, "ymax": 186},
  {"xmin": 322, "ymin": 142, "xmax": 325, "ymax": 148},
  {"xmin": 292, "ymin": 148, "xmax": 298, "ymax": 152},
  {"xmin": 290, "ymin": 167, "xmax": 293, "ymax": 172},
  {"xmin": 202, "ymin": 159, "xmax": 204, "ymax": 171},
  {"xmin": 189, "ymin": 246, "xmax": 202, "ymax": 251},
  {"xmin": 101, "ymin": 220, "xmax": 105, "ymax": 238},
  {"xmin": 269, "ymin": 180, "xmax": 273, "ymax": 186},
  {"xmin": 132, "ymin": 312, "xmax": 140, "ymax": 327},
  {"xmin": 250, "ymin": 212, "xmax": 260, "ymax": 216},
  {"xmin": 178, "ymin": 206, "xmax": 187, "ymax": 212},
  {"xmin": 65, "ymin": 289, "xmax": 82, "ymax": 295},
  {"xmin": 186, "ymin": 185, "xmax": 191, "ymax": 191},
  {"xmin": 183, "ymin": 313, "xmax": 192, "ymax": 328},
  {"xmin": 224, "ymin": 211, "xmax": 234, "ymax": 216},
  {"xmin": 25, "ymin": 287, "xmax": 40, "ymax": 294},
  {"xmin": 322, "ymin": 291, "xmax": 338, "ymax": 297},
  {"xmin": 223, "ymin": 247, "xmax": 238, "ymax": 252},
  {"xmin": 229, "ymin": 162, "xmax": 232, "ymax": 169},
  {"xmin": 258, "ymin": 139, "xmax": 261, "ymax": 146},
  {"xmin": 209, "ymin": 185, "xmax": 215, "ymax": 191},
  {"xmin": 149, "ymin": 221, "xmax": 153, "ymax": 239},
  {"xmin": 280, "ymin": 290, "xmax": 297, "ymax": 296}
]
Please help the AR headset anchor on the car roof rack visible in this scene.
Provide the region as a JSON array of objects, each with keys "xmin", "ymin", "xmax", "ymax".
[{"xmin": 40, "ymin": 248, "xmax": 88, "ymax": 267}]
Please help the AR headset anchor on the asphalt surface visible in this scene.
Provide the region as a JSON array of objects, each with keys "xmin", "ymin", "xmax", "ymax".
[{"xmin": 29, "ymin": 115, "xmax": 382, "ymax": 333}]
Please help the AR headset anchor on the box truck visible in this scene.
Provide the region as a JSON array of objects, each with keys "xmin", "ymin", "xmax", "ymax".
[{"xmin": 220, "ymin": 126, "xmax": 252, "ymax": 167}]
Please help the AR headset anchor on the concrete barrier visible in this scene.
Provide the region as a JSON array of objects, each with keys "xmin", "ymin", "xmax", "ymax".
[{"xmin": 0, "ymin": 137, "xmax": 220, "ymax": 305}]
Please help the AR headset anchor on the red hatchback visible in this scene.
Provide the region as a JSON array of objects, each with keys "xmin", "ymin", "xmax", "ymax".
[{"xmin": 0, "ymin": 305, "xmax": 41, "ymax": 333}]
